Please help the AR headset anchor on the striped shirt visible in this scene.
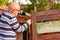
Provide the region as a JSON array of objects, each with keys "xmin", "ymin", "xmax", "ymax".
[{"xmin": 0, "ymin": 11, "xmax": 29, "ymax": 40}]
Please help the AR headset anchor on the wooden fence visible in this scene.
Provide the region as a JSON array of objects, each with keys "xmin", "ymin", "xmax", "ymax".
[{"xmin": 16, "ymin": 9, "xmax": 60, "ymax": 40}]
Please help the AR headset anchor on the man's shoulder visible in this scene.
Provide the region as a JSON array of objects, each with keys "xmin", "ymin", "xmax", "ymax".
[{"xmin": 2, "ymin": 11, "xmax": 15, "ymax": 19}]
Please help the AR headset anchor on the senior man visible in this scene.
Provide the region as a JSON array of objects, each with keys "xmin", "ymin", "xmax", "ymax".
[{"xmin": 0, "ymin": 2, "xmax": 31, "ymax": 40}]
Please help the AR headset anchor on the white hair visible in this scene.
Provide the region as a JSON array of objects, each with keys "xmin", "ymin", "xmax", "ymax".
[{"xmin": 8, "ymin": 2, "xmax": 20, "ymax": 10}]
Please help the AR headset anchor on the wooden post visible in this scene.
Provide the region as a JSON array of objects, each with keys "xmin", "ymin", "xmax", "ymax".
[
  {"xmin": 30, "ymin": 11, "xmax": 37, "ymax": 40},
  {"xmin": 16, "ymin": 32, "xmax": 23, "ymax": 40},
  {"xmin": 16, "ymin": 16, "xmax": 27, "ymax": 40}
]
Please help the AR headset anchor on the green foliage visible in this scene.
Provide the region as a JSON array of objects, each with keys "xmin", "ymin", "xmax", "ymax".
[
  {"xmin": 0, "ymin": 0, "xmax": 9, "ymax": 6},
  {"xmin": 21, "ymin": 0, "xmax": 49, "ymax": 12},
  {"xmin": 51, "ymin": 3, "xmax": 60, "ymax": 9},
  {"xmin": 0, "ymin": 0, "xmax": 60, "ymax": 12},
  {"xmin": 30, "ymin": 0, "xmax": 49, "ymax": 5},
  {"xmin": 29, "ymin": 0, "xmax": 60, "ymax": 12},
  {"xmin": 20, "ymin": 4, "xmax": 34, "ymax": 13}
]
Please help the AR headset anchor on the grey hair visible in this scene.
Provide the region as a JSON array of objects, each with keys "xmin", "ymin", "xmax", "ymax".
[{"xmin": 8, "ymin": 2, "xmax": 20, "ymax": 10}]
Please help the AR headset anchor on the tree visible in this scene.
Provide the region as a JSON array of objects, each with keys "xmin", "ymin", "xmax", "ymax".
[{"xmin": 0, "ymin": 0, "xmax": 9, "ymax": 6}]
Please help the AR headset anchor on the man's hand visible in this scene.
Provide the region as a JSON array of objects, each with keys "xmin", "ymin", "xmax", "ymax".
[
  {"xmin": 27, "ymin": 19, "xmax": 31, "ymax": 25},
  {"xmin": 26, "ymin": 13, "xmax": 31, "ymax": 18}
]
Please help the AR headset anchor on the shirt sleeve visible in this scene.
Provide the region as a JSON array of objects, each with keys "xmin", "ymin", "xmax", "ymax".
[
  {"xmin": 2, "ymin": 11, "xmax": 29, "ymax": 32},
  {"xmin": 9, "ymin": 17, "xmax": 29, "ymax": 32}
]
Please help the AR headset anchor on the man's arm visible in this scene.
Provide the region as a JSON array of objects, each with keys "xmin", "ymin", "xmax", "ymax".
[
  {"xmin": 2, "ymin": 11, "xmax": 31, "ymax": 32},
  {"xmin": 9, "ymin": 17, "xmax": 31, "ymax": 32}
]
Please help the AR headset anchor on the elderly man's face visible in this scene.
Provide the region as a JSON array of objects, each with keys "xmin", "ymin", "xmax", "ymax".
[
  {"xmin": 12, "ymin": 9, "xmax": 19, "ymax": 16},
  {"xmin": 8, "ymin": 2, "xmax": 20, "ymax": 16}
]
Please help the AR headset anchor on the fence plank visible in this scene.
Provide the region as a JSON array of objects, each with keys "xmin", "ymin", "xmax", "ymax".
[
  {"xmin": 16, "ymin": 33, "xmax": 23, "ymax": 40},
  {"xmin": 30, "ymin": 11, "xmax": 37, "ymax": 40}
]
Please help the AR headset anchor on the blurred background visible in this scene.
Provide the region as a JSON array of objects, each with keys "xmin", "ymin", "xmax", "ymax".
[
  {"xmin": 0, "ymin": 0, "xmax": 60, "ymax": 12},
  {"xmin": 1, "ymin": 0, "xmax": 60, "ymax": 40}
]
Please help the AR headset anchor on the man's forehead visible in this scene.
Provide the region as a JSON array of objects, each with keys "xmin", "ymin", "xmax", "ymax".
[{"xmin": 8, "ymin": 2, "xmax": 20, "ymax": 10}]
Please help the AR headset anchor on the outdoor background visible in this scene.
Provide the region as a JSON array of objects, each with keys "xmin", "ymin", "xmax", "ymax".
[
  {"xmin": 0, "ymin": 0, "xmax": 60, "ymax": 12},
  {"xmin": 0, "ymin": 0, "xmax": 60, "ymax": 34}
]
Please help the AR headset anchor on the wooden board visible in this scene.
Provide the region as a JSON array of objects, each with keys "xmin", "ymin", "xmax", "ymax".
[
  {"xmin": 37, "ymin": 20, "xmax": 60, "ymax": 34},
  {"xmin": 37, "ymin": 33, "xmax": 60, "ymax": 40},
  {"xmin": 36, "ymin": 10, "xmax": 60, "ymax": 22},
  {"xmin": 30, "ymin": 11, "xmax": 37, "ymax": 40},
  {"xmin": 16, "ymin": 15, "xmax": 28, "ymax": 40}
]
